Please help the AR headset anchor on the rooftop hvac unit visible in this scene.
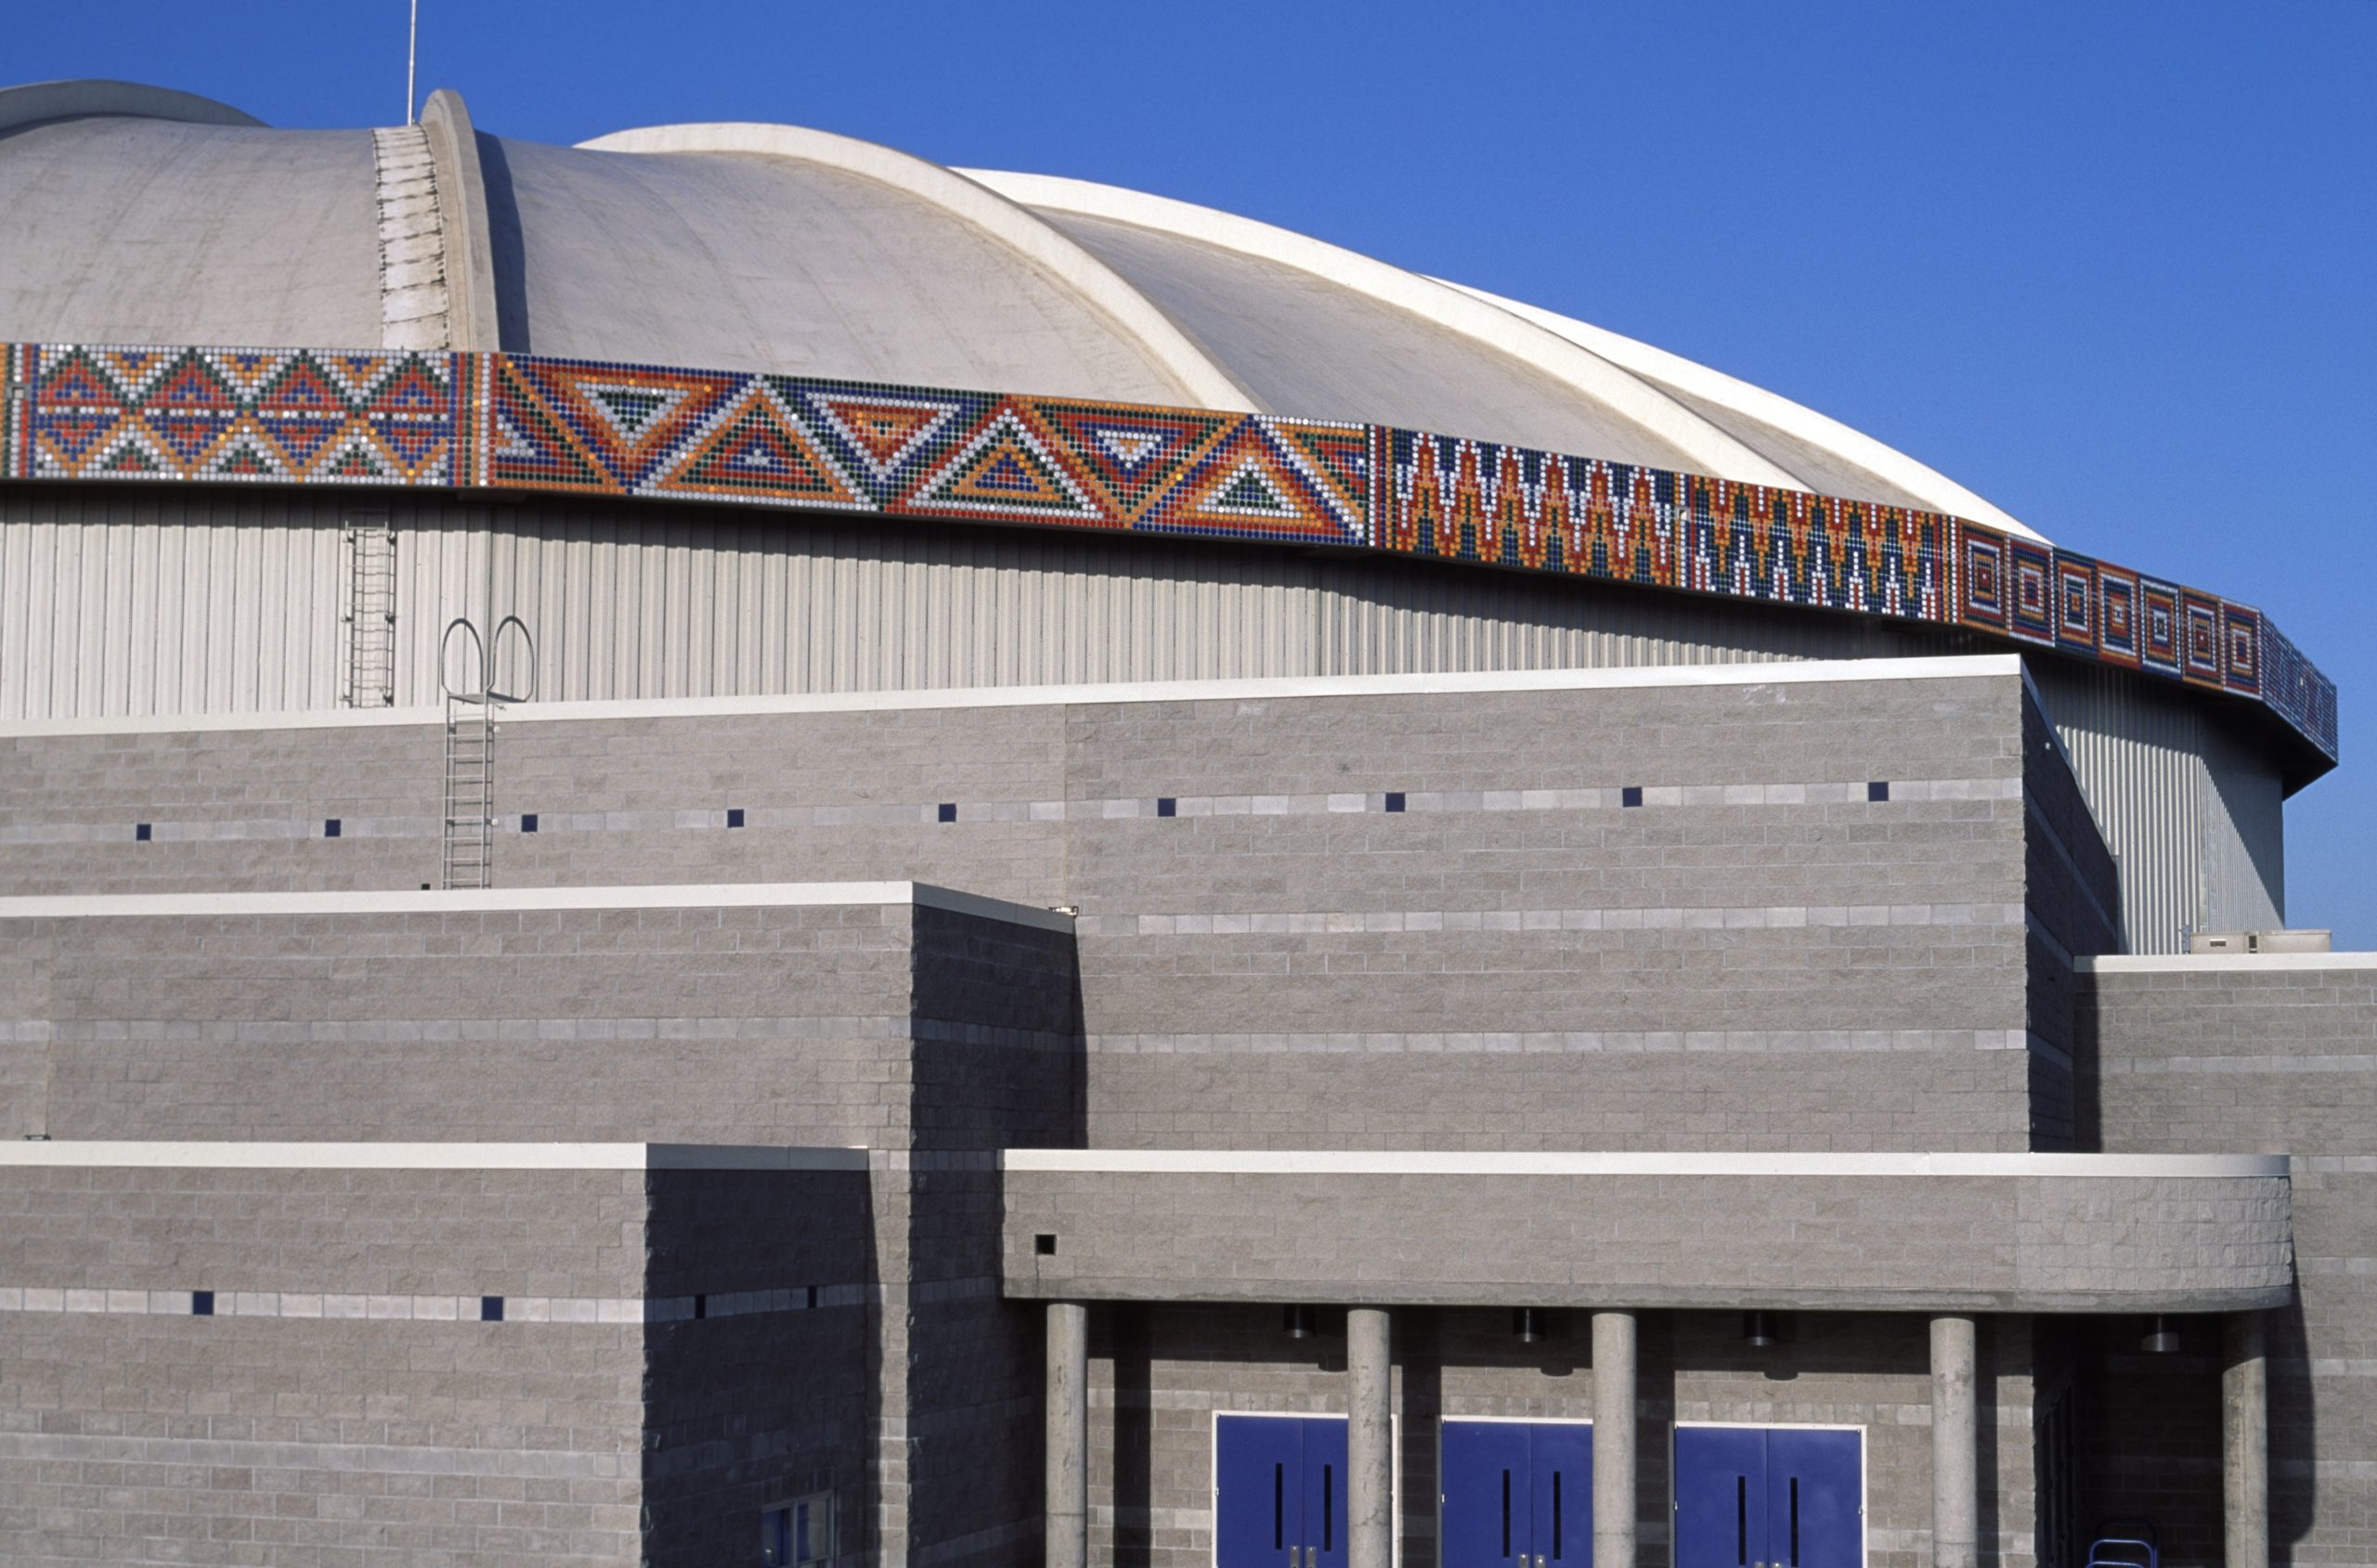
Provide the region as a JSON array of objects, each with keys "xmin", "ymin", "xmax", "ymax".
[{"xmin": 2188, "ymin": 929, "xmax": 2333, "ymax": 954}]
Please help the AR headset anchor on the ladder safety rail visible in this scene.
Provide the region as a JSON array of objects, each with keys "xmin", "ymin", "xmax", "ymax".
[{"xmin": 435, "ymin": 616, "xmax": 537, "ymax": 891}]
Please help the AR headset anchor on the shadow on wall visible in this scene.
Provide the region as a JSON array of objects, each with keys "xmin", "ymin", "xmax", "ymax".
[
  {"xmin": 2272, "ymin": 1291, "xmax": 2317, "ymax": 1565},
  {"xmin": 475, "ymin": 131, "xmax": 532, "ymax": 353}
]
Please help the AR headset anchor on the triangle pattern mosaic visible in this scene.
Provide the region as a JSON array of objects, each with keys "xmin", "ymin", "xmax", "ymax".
[{"xmin": 0, "ymin": 339, "xmax": 2334, "ymax": 763}]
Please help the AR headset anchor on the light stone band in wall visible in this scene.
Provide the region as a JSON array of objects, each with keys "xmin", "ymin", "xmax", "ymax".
[
  {"xmin": 1085, "ymin": 1027, "xmax": 2032, "ymax": 1056},
  {"xmin": 1083, "ymin": 902, "xmax": 2021, "ymax": 937},
  {"xmin": 0, "ymin": 772, "xmax": 2020, "ymax": 847},
  {"xmin": 0, "ymin": 1283, "xmax": 869, "ymax": 1322}
]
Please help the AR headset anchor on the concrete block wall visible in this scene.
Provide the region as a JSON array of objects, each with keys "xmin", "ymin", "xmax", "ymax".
[
  {"xmin": 1002, "ymin": 1164, "xmax": 2293, "ymax": 1312},
  {"xmin": 1076, "ymin": 1304, "xmax": 2040, "ymax": 1568},
  {"xmin": 2020, "ymin": 688, "xmax": 2122, "ymax": 1152},
  {"xmin": 2079, "ymin": 959, "xmax": 2377, "ymax": 1566},
  {"xmin": 6, "ymin": 901, "xmax": 920, "ymax": 1145},
  {"xmin": 0, "ymin": 890, "xmax": 1080, "ymax": 1566},
  {"xmin": 900, "ymin": 908, "xmax": 1084, "ymax": 1566},
  {"xmin": 0, "ymin": 1165, "xmax": 651, "ymax": 1565},
  {"xmin": 4, "ymin": 663, "xmax": 2046, "ymax": 1153},
  {"xmin": 641, "ymin": 1169, "xmax": 874, "ymax": 1568}
]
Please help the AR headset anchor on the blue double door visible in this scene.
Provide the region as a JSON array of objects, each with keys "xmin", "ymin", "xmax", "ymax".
[
  {"xmin": 1216, "ymin": 1415, "xmax": 1349, "ymax": 1568},
  {"xmin": 1673, "ymin": 1427, "xmax": 1862, "ymax": 1568},
  {"xmin": 1440, "ymin": 1420, "xmax": 1591, "ymax": 1568}
]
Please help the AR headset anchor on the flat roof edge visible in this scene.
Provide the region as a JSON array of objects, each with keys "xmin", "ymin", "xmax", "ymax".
[
  {"xmin": 2082, "ymin": 953, "xmax": 2377, "ymax": 974},
  {"xmin": 1000, "ymin": 1149, "xmax": 2289, "ymax": 1178},
  {"xmin": 0, "ymin": 654, "xmax": 2024, "ymax": 739},
  {"xmin": 0, "ymin": 1141, "xmax": 870, "ymax": 1171}
]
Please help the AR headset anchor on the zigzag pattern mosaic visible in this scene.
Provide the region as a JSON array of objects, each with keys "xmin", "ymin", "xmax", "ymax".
[{"xmin": 0, "ymin": 343, "xmax": 2336, "ymax": 761}]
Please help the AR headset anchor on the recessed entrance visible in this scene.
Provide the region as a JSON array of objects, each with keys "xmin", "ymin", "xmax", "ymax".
[
  {"xmin": 1215, "ymin": 1414, "xmax": 1349, "ymax": 1568},
  {"xmin": 1673, "ymin": 1425, "xmax": 1863, "ymax": 1568},
  {"xmin": 1440, "ymin": 1419, "xmax": 1592, "ymax": 1568}
]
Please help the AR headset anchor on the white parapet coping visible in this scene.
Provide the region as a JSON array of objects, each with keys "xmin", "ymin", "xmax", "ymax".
[
  {"xmin": 0, "ymin": 1141, "xmax": 869, "ymax": 1171},
  {"xmin": 0, "ymin": 879, "xmax": 1076, "ymax": 933},
  {"xmin": 2081, "ymin": 953, "xmax": 2377, "ymax": 973},
  {"xmin": 1001, "ymin": 1149, "xmax": 2290, "ymax": 1179},
  {"xmin": 0, "ymin": 654, "xmax": 2024, "ymax": 738}
]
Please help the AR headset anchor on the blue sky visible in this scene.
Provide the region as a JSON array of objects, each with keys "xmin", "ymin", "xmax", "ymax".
[{"xmin": 18, "ymin": 0, "xmax": 2377, "ymax": 944}]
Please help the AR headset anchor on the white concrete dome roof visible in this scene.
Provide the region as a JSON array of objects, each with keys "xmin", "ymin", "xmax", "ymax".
[{"xmin": 0, "ymin": 79, "xmax": 2043, "ymax": 541}]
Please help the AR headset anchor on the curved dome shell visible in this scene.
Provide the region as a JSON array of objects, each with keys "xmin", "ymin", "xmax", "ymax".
[{"xmin": 0, "ymin": 80, "xmax": 2043, "ymax": 541}]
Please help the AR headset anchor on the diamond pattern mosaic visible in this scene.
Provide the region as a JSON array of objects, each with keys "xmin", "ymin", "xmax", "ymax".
[{"xmin": 0, "ymin": 342, "xmax": 2336, "ymax": 761}]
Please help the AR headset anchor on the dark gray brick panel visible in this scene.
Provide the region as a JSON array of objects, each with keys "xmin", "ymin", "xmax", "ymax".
[
  {"xmin": 2081, "ymin": 963, "xmax": 2377, "ymax": 1567},
  {"xmin": 642, "ymin": 1170, "xmax": 872, "ymax": 1568}
]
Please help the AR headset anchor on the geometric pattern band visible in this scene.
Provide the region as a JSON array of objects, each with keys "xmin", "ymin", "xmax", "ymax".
[{"xmin": 0, "ymin": 341, "xmax": 2336, "ymax": 763}]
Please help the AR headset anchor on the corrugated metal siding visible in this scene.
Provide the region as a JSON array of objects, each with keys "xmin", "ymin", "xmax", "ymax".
[
  {"xmin": 2028, "ymin": 661, "xmax": 2285, "ymax": 952},
  {"xmin": 1, "ymin": 485, "xmax": 2286, "ymax": 948}
]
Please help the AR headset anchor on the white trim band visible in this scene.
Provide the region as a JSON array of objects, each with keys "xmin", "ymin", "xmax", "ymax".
[
  {"xmin": 0, "ymin": 654, "xmax": 2024, "ymax": 738},
  {"xmin": 1000, "ymin": 1149, "xmax": 2290, "ymax": 1178},
  {"xmin": 0, "ymin": 879, "xmax": 1075, "ymax": 932},
  {"xmin": 2082, "ymin": 953, "xmax": 2377, "ymax": 973},
  {"xmin": 0, "ymin": 1141, "xmax": 869, "ymax": 1171}
]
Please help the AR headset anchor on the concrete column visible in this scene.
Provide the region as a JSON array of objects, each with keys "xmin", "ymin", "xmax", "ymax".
[
  {"xmin": 1930, "ymin": 1315, "xmax": 1978, "ymax": 1568},
  {"xmin": 1347, "ymin": 1307, "xmax": 1394, "ymax": 1568},
  {"xmin": 2224, "ymin": 1311, "xmax": 2269, "ymax": 1568},
  {"xmin": 1047, "ymin": 1302, "xmax": 1088, "ymax": 1568},
  {"xmin": 1592, "ymin": 1311, "xmax": 1637, "ymax": 1568}
]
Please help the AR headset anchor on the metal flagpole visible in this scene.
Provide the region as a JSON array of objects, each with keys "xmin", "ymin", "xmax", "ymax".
[{"xmin": 406, "ymin": 0, "xmax": 420, "ymax": 124}]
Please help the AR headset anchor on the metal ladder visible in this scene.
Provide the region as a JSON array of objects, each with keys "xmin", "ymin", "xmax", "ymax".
[
  {"xmin": 437, "ymin": 616, "xmax": 534, "ymax": 890},
  {"xmin": 441, "ymin": 690, "xmax": 495, "ymax": 889},
  {"xmin": 341, "ymin": 518, "xmax": 397, "ymax": 708}
]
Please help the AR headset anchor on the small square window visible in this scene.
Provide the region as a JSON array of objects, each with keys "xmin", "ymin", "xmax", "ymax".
[
  {"xmin": 1620, "ymin": 786, "xmax": 1643, "ymax": 809},
  {"xmin": 1034, "ymin": 1233, "xmax": 1057, "ymax": 1256},
  {"xmin": 135, "ymin": 823, "xmax": 152, "ymax": 842},
  {"xmin": 763, "ymin": 1493, "xmax": 834, "ymax": 1568},
  {"xmin": 725, "ymin": 809, "xmax": 746, "ymax": 829},
  {"xmin": 1155, "ymin": 797, "xmax": 1177, "ymax": 818},
  {"xmin": 1383, "ymin": 793, "xmax": 1406, "ymax": 814},
  {"xmin": 520, "ymin": 813, "xmax": 539, "ymax": 834},
  {"xmin": 1867, "ymin": 781, "xmax": 1890, "ymax": 803},
  {"xmin": 190, "ymin": 1290, "xmax": 214, "ymax": 1317},
  {"xmin": 937, "ymin": 802, "xmax": 957, "ymax": 823},
  {"xmin": 694, "ymin": 1294, "xmax": 708, "ymax": 1320},
  {"xmin": 323, "ymin": 818, "xmax": 343, "ymax": 838},
  {"xmin": 480, "ymin": 1295, "xmax": 504, "ymax": 1322}
]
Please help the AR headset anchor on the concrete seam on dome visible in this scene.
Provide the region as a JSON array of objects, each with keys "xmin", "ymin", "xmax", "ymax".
[
  {"xmin": 1438, "ymin": 277, "xmax": 2046, "ymax": 544},
  {"xmin": 370, "ymin": 126, "xmax": 453, "ymax": 351},
  {"xmin": 959, "ymin": 169, "xmax": 1805, "ymax": 487},
  {"xmin": 573, "ymin": 123, "xmax": 1260, "ymax": 413},
  {"xmin": 0, "ymin": 79, "xmax": 265, "ymax": 136},
  {"xmin": 419, "ymin": 90, "xmax": 499, "ymax": 352}
]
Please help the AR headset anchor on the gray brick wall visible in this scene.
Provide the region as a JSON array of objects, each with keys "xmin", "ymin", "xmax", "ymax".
[
  {"xmin": 2080, "ymin": 961, "xmax": 2377, "ymax": 1566},
  {"xmin": 0, "ymin": 1165, "xmax": 648, "ymax": 1565},
  {"xmin": 0, "ymin": 1161, "xmax": 877, "ymax": 1567},
  {"xmin": 15, "ymin": 903, "xmax": 916, "ymax": 1145},
  {"xmin": 1003, "ymin": 1165, "xmax": 2293, "ymax": 1312},
  {"xmin": 5, "ymin": 668, "xmax": 2043, "ymax": 1155},
  {"xmin": 643, "ymin": 1169, "xmax": 873, "ymax": 1568},
  {"xmin": 2020, "ymin": 687, "xmax": 2122, "ymax": 1152}
]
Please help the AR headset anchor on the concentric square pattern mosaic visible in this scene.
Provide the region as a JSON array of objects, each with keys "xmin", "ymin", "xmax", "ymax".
[{"xmin": 0, "ymin": 342, "xmax": 2336, "ymax": 761}]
